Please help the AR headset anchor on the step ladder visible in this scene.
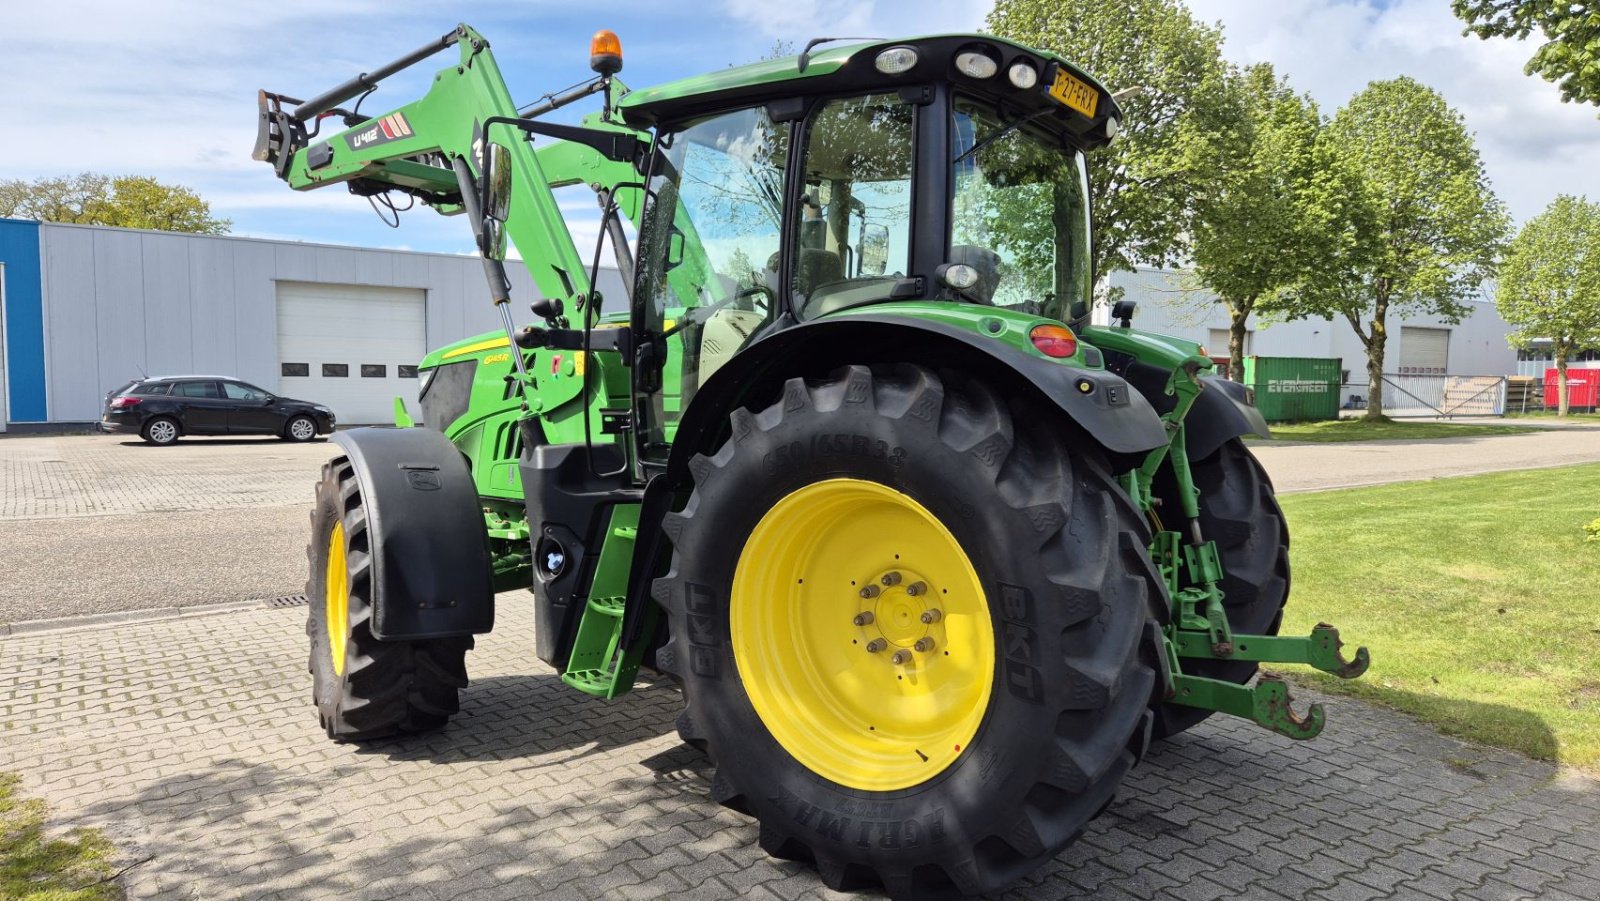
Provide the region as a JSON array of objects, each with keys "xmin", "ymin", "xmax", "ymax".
[{"xmin": 560, "ymin": 504, "xmax": 655, "ymax": 699}]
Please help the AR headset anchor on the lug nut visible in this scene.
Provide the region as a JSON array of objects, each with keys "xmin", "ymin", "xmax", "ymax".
[
  {"xmin": 853, "ymin": 611, "xmax": 875, "ymax": 626},
  {"xmin": 881, "ymin": 571, "xmax": 902, "ymax": 587},
  {"xmin": 859, "ymin": 584, "xmax": 881, "ymax": 599},
  {"xmin": 891, "ymin": 649, "xmax": 912, "ymax": 665},
  {"xmin": 920, "ymin": 608, "xmax": 943, "ymax": 624},
  {"xmin": 865, "ymin": 638, "xmax": 887, "ymax": 653},
  {"xmin": 906, "ymin": 581, "xmax": 927, "ymax": 597},
  {"xmin": 914, "ymin": 637, "xmax": 936, "ymax": 653}
]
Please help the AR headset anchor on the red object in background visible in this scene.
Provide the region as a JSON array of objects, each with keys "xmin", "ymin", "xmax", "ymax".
[{"xmin": 1544, "ymin": 368, "xmax": 1599, "ymax": 409}]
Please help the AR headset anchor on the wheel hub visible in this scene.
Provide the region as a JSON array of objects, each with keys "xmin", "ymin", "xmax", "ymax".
[{"xmin": 730, "ymin": 478, "xmax": 993, "ymax": 791}]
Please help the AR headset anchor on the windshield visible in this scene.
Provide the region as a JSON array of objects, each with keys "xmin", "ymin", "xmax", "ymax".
[
  {"xmin": 950, "ymin": 97, "xmax": 1092, "ymax": 322},
  {"xmin": 633, "ymin": 105, "xmax": 790, "ymax": 458}
]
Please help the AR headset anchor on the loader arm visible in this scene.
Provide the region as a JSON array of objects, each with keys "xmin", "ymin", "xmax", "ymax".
[{"xmin": 254, "ymin": 24, "xmax": 633, "ymax": 310}]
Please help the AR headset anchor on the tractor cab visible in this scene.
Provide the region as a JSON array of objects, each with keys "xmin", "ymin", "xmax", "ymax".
[{"xmin": 606, "ymin": 36, "xmax": 1122, "ymax": 467}]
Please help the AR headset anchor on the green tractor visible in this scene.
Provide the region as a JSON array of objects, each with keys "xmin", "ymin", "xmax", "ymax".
[{"xmin": 255, "ymin": 25, "xmax": 1368, "ymax": 898}]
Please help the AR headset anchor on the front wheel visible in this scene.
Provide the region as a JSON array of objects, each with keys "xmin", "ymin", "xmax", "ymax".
[
  {"xmin": 307, "ymin": 456, "xmax": 471, "ymax": 740},
  {"xmin": 284, "ymin": 415, "xmax": 318, "ymax": 442},
  {"xmin": 654, "ymin": 365, "xmax": 1165, "ymax": 898}
]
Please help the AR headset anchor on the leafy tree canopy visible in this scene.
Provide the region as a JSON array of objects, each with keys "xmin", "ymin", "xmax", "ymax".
[
  {"xmin": 1497, "ymin": 194, "xmax": 1600, "ymax": 414},
  {"xmin": 0, "ymin": 173, "xmax": 230, "ymax": 235},
  {"xmin": 1454, "ymin": 0, "xmax": 1600, "ymax": 107}
]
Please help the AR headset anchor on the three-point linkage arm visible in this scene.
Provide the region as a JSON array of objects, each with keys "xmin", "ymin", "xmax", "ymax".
[{"xmin": 252, "ymin": 23, "xmax": 621, "ymax": 314}]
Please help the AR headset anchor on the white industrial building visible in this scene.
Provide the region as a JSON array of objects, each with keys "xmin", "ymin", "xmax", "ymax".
[
  {"xmin": 0, "ymin": 217, "xmax": 623, "ymax": 430},
  {"xmin": 1100, "ymin": 266, "xmax": 1520, "ymax": 385}
]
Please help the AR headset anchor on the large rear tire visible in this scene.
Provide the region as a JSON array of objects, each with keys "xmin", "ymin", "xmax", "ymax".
[
  {"xmin": 1151, "ymin": 438, "xmax": 1289, "ymax": 739},
  {"xmin": 653, "ymin": 364, "xmax": 1165, "ymax": 899},
  {"xmin": 307, "ymin": 456, "xmax": 472, "ymax": 741}
]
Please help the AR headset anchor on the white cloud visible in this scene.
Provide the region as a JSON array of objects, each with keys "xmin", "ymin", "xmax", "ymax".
[{"xmin": 1186, "ymin": 0, "xmax": 1600, "ymax": 223}]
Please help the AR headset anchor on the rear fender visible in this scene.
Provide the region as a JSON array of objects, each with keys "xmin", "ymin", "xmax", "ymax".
[
  {"xmin": 664, "ymin": 315, "xmax": 1169, "ymax": 485},
  {"xmin": 333, "ymin": 427, "xmax": 494, "ymax": 640}
]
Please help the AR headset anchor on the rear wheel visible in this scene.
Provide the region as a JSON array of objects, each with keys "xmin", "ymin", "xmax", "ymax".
[
  {"xmin": 307, "ymin": 456, "xmax": 471, "ymax": 741},
  {"xmin": 142, "ymin": 417, "xmax": 180, "ymax": 445},
  {"xmin": 1151, "ymin": 438, "xmax": 1289, "ymax": 738},
  {"xmin": 284, "ymin": 415, "xmax": 317, "ymax": 442},
  {"xmin": 654, "ymin": 364, "xmax": 1165, "ymax": 898}
]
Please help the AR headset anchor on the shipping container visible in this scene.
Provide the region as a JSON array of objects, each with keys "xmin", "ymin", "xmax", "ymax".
[
  {"xmin": 1544, "ymin": 368, "xmax": 1599, "ymax": 411},
  {"xmin": 1242, "ymin": 356, "xmax": 1343, "ymax": 422}
]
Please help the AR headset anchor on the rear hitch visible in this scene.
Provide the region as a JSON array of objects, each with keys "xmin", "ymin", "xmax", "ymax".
[
  {"xmin": 1169, "ymin": 671, "xmax": 1325, "ymax": 740},
  {"xmin": 1172, "ymin": 623, "xmax": 1370, "ymax": 680}
]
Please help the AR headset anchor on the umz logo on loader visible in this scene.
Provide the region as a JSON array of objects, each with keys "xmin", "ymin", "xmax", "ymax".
[{"xmin": 346, "ymin": 114, "xmax": 414, "ymax": 151}]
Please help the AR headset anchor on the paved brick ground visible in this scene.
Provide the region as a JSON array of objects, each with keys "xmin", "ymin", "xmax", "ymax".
[
  {"xmin": 0, "ymin": 434, "xmax": 329, "ymax": 520},
  {"xmin": 4, "ymin": 603, "xmax": 1597, "ymax": 900}
]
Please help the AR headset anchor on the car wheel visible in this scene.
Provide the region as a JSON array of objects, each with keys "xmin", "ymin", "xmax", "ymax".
[
  {"xmin": 142, "ymin": 417, "xmax": 180, "ymax": 446},
  {"xmin": 284, "ymin": 415, "xmax": 318, "ymax": 442}
]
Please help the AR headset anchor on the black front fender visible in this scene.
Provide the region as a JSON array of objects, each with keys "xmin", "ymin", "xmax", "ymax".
[
  {"xmin": 333, "ymin": 427, "xmax": 494, "ymax": 640},
  {"xmin": 666, "ymin": 315, "xmax": 1169, "ymax": 483},
  {"xmin": 1118, "ymin": 361, "xmax": 1271, "ymax": 461}
]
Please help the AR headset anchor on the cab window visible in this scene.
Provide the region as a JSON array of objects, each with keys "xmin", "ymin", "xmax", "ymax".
[{"xmin": 792, "ymin": 93, "xmax": 914, "ymax": 319}]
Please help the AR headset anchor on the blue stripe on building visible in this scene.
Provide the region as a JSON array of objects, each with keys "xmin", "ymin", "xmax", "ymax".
[{"xmin": 0, "ymin": 218, "xmax": 48, "ymax": 422}]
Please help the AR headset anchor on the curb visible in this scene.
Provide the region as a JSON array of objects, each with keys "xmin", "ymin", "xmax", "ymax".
[{"xmin": 0, "ymin": 599, "xmax": 271, "ymax": 638}]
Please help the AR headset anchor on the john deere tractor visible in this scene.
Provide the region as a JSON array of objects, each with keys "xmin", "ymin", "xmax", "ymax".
[{"xmin": 255, "ymin": 25, "xmax": 1368, "ymax": 898}]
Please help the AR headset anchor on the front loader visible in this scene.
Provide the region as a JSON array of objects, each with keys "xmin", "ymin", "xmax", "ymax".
[{"xmin": 255, "ymin": 25, "xmax": 1369, "ymax": 898}]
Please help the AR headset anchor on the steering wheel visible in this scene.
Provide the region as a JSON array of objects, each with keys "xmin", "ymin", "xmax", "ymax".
[{"xmin": 661, "ymin": 284, "xmax": 773, "ymax": 340}]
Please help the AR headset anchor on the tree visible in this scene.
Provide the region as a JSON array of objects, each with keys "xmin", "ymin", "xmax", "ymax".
[
  {"xmin": 1277, "ymin": 78, "xmax": 1509, "ymax": 420},
  {"xmin": 988, "ymin": 0, "xmax": 1228, "ymax": 290},
  {"xmin": 0, "ymin": 173, "xmax": 230, "ymax": 234},
  {"xmin": 1182, "ymin": 63, "xmax": 1341, "ymax": 381},
  {"xmin": 1454, "ymin": 0, "xmax": 1600, "ymax": 108},
  {"xmin": 1496, "ymin": 195, "xmax": 1600, "ymax": 416}
]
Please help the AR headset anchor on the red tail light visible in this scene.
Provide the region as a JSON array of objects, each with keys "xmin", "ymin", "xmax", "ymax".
[
  {"xmin": 110, "ymin": 396, "xmax": 141, "ymax": 409},
  {"xmin": 1029, "ymin": 324, "xmax": 1078, "ymax": 358}
]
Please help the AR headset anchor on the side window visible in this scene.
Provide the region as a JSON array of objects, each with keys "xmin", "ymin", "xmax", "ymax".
[
  {"xmin": 223, "ymin": 382, "xmax": 268, "ymax": 401},
  {"xmin": 135, "ymin": 383, "xmax": 171, "ymax": 396},
  {"xmin": 176, "ymin": 381, "xmax": 221, "ymax": 399},
  {"xmin": 792, "ymin": 93, "xmax": 914, "ymax": 318}
]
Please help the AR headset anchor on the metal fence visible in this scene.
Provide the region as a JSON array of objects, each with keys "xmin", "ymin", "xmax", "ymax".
[{"xmin": 1337, "ymin": 375, "xmax": 1507, "ymax": 417}]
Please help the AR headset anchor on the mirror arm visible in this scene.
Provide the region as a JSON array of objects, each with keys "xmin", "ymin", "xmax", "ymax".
[{"xmin": 451, "ymin": 155, "xmax": 511, "ymax": 306}]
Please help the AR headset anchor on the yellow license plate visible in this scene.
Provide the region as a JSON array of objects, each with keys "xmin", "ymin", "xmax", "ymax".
[{"xmin": 1049, "ymin": 68, "xmax": 1099, "ymax": 118}]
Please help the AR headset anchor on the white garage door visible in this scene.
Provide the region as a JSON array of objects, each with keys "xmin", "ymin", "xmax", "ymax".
[
  {"xmin": 1400, "ymin": 326, "xmax": 1450, "ymax": 375},
  {"xmin": 276, "ymin": 281, "xmax": 426, "ymax": 424}
]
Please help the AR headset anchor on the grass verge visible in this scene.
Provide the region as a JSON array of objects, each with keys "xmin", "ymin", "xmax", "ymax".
[
  {"xmin": 1260, "ymin": 419, "xmax": 1537, "ymax": 442},
  {"xmin": 1279, "ymin": 463, "xmax": 1600, "ymax": 770},
  {"xmin": 0, "ymin": 773, "xmax": 118, "ymax": 900},
  {"xmin": 1505, "ymin": 410, "xmax": 1600, "ymax": 422}
]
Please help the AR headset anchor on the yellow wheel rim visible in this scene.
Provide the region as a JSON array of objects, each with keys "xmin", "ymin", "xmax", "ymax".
[
  {"xmin": 325, "ymin": 520, "xmax": 350, "ymax": 677},
  {"xmin": 731, "ymin": 478, "xmax": 994, "ymax": 791}
]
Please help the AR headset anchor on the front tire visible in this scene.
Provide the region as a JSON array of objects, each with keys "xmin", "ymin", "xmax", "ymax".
[
  {"xmin": 654, "ymin": 365, "xmax": 1165, "ymax": 898},
  {"xmin": 284, "ymin": 415, "xmax": 318, "ymax": 442},
  {"xmin": 1151, "ymin": 438, "xmax": 1289, "ymax": 738},
  {"xmin": 307, "ymin": 456, "xmax": 471, "ymax": 741}
]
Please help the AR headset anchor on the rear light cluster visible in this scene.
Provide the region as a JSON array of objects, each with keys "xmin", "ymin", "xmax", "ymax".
[
  {"xmin": 1029, "ymin": 324, "xmax": 1078, "ymax": 359},
  {"xmin": 109, "ymin": 396, "xmax": 141, "ymax": 409}
]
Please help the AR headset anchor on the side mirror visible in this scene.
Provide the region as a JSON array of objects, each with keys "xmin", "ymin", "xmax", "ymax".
[
  {"xmin": 860, "ymin": 224, "xmax": 890, "ymax": 276},
  {"xmin": 480, "ymin": 143, "xmax": 513, "ymax": 260}
]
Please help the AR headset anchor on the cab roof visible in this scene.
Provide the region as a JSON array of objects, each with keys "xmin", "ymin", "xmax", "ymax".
[{"xmin": 616, "ymin": 33, "xmax": 1123, "ymax": 149}]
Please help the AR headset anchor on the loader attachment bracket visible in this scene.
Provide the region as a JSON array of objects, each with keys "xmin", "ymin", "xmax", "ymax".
[
  {"xmin": 1169, "ymin": 672, "xmax": 1325, "ymax": 740},
  {"xmin": 253, "ymin": 90, "xmax": 307, "ymax": 177}
]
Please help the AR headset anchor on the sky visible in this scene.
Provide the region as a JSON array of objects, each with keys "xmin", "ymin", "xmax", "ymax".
[{"xmin": 2, "ymin": 0, "xmax": 1595, "ymax": 258}]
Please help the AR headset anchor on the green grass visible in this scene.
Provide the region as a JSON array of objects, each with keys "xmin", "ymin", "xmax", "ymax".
[
  {"xmin": 1505, "ymin": 410, "xmax": 1600, "ymax": 421},
  {"xmin": 1259, "ymin": 419, "xmax": 1537, "ymax": 442},
  {"xmin": 1279, "ymin": 463, "xmax": 1600, "ymax": 770},
  {"xmin": 0, "ymin": 773, "xmax": 118, "ymax": 901}
]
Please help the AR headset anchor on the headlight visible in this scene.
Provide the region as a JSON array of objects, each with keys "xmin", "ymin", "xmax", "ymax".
[
  {"xmin": 955, "ymin": 50, "xmax": 998, "ymax": 79},
  {"xmin": 874, "ymin": 47, "xmax": 919, "ymax": 74},
  {"xmin": 1007, "ymin": 62, "xmax": 1038, "ymax": 89}
]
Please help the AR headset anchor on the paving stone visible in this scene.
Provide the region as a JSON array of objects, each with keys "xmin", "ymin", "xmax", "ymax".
[{"xmin": 2, "ymin": 588, "xmax": 1598, "ymax": 900}]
